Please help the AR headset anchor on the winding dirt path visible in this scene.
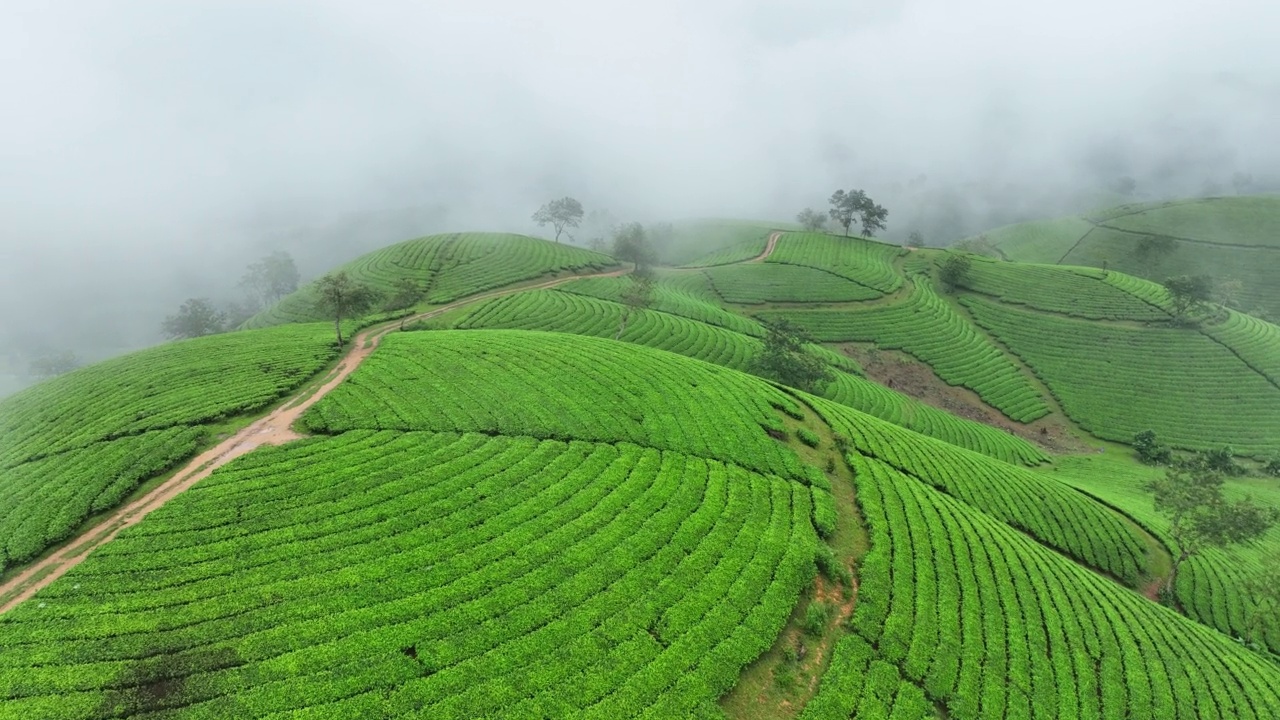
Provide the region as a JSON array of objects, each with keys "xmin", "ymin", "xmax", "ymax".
[
  {"xmin": 749, "ymin": 231, "xmax": 783, "ymax": 263},
  {"xmin": 0, "ymin": 267, "xmax": 626, "ymax": 615}
]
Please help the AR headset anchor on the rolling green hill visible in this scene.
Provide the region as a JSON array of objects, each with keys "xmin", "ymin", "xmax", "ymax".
[
  {"xmin": 243, "ymin": 232, "xmax": 616, "ymax": 328},
  {"xmin": 979, "ymin": 195, "xmax": 1280, "ymax": 320},
  {"xmin": 2, "ymin": 216, "xmax": 1280, "ymax": 719}
]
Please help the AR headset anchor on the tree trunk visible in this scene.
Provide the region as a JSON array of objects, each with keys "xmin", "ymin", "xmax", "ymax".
[
  {"xmin": 334, "ymin": 308, "xmax": 344, "ymax": 346},
  {"xmin": 615, "ymin": 310, "xmax": 630, "ymax": 340}
]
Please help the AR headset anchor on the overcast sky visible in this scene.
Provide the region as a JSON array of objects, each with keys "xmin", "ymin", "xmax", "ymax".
[{"xmin": 2, "ymin": 1, "xmax": 1278, "ymax": 364}]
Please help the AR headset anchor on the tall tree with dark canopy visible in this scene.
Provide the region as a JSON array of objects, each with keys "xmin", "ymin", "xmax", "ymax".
[
  {"xmin": 938, "ymin": 253, "xmax": 972, "ymax": 292},
  {"xmin": 1146, "ymin": 466, "xmax": 1279, "ymax": 600},
  {"xmin": 532, "ymin": 197, "xmax": 585, "ymax": 243},
  {"xmin": 161, "ymin": 298, "xmax": 227, "ymax": 339},
  {"xmin": 749, "ymin": 318, "xmax": 833, "ymax": 394},
  {"xmin": 611, "ymin": 222, "xmax": 657, "ymax": 269},
  {"xmin": 615, "ymin": 273, "xmax": 654, "ymax": 340},
  {"xmin": 828, "ymin": 189, "xmax": 889, "ymax": 237},
  {"xmin": 1163, "ymin": 274, "xmax": 1215, "ymax": 318},
  {"xmin": 240, "ymin": 251, "xmax": 300, "ymax": 310},
  {"xmin": 315, "ymin": 272, "xmax": 379, "ymax": 346}
]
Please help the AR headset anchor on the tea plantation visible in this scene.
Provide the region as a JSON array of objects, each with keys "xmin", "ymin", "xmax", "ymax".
[{"xmin": 2, "ymin": 220, "xmax": 1279, "ymax": 718}]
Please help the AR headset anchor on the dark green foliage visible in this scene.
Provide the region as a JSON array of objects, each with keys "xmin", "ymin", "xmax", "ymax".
[
  {"xmin": 828, "ymin": 189, "xmax": 889, "ymax": 237},
  {"xmin": 383, "ymin": 276, "xmax": 425, "ymax": 312},
  {"xmin": 27, "ymin": 351, "xmax": 80, "ymax": 379},
  {"xmin": 796, "ymin": 427, "xmax": 821, "ymax": 448},
  {"xmin": 315, "ymin": 271, "xmax": 379, "ymax": 345},
  {"xmin": 1245, "ymin": 561, "xmax": 1280, "ymax": 647},
  {"xmin": 1147, "ymin": 466, "xmax": 1280, "ymax": 595},
  {"xmin": 1163, "ymin": 274, "xmax": 1216, "ymax": 317},
  {"xmin": 1265, "ymin": 457, "xmax": 1280, "ymax": 477},
  {"xmin": 161, "ymin": 298, "xmax": 227, "ymax": 339},
  {"xmin": 749, "ymin": 318, "xmax": 834, "ymax": 395},
  {"xmin": 531, "ymin": 196, "xmax": 584, "ymax": 242},
  {"xmin": 938, "ymin": 253, "xmax": 972, "ymax": 292},
  {"xmin": 1133, "ymin": 235, "xmax": 1177, "ymax": 264},
  {"xmin": 612, "ymin": 222, "xmax": 657, "ymax": 268},
  {"xmin": 239, "ymin": 251, "xmax": 300, "ymax": 310},
  {"xmin": 1134, "ymin": 430, "xmax": 1173, "ymax": 465}
]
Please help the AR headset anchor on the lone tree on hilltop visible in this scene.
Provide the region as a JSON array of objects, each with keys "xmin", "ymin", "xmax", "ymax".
[
  {"xmin": 828, "ymin": 189, "xmax": 889, "ymax": 237},
  {"xmin": 315, "ymin": 272, "xmax": 379, "ymax": 346},
  {"xmin": 611, "ymin": 222, "xmax": 657, "ymax": 270},
  {"xmin": 240, "ymin": 251, "xmax": 300, "ymax": 310},
  {"xmin": 1146, "ymin": 466, "xmax": 1279, "ymax": 602},
  {"xmin": 1133, "ymin": 235, "xmax": 1176, "ymax": 266},
  {"xmin": 162, "ymin": 298, "xmax": 227, "ymax": 339},
  {"xmin": 938, "ymin": 253, "xmax": 972, "ymax": 292},
  {"xmin": 532, "ymin": 197, "xmax": 585, "ymax": 243},
  {"xmin": 1163, "ymin": 275, "xmax": 1215, "ymax": 318},
  {"xmin": 749, "ymin": 318, "xmax": 833, "ymax": 394},
  {"xmin": 796, "ymin": 208, "xmax": 827, "ymax": 232},
  {"xmin": 615, "ymin": 272, "xmax": 654, "ymax": 340}
]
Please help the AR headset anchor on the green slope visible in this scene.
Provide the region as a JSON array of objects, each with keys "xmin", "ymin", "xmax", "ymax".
[
  {"xmin": 981, "ymin": 195, "xmax": 1280, "ymax": 319},
  {"xmin": 243, "ymin": 232, "xmax": 616, "ymax": 328}
]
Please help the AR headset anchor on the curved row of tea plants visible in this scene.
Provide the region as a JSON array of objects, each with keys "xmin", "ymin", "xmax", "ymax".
[
  {"xmin": 0, "ymin": 430, "xmax": 818, "ymax": 718},
  {"xmin": 811, "ymin": 396, "xmax": 1146, "ymax": 583},
  {"xmin": 1047, "ymin": 454, "xmax": 1280, "ymax": 654},
  {"xmin": 244, "ymin": 233, "xmax": 614, "ymax": 327},
  {"xmin": 848, "ymin": 452, "xmax": 1280, "ymax": 720},
  {"xmin": 673, "ymin": 222, "xmax": 775, "ymax": 267},
  {"xmin": 0, "ymin": 428, "xmax": 203, "ymax": 573},
  {"xmin": 0, "ymin": 324, "xmax": 341, "ymax": 572},
  {"xmin": 963, "ymin": 296, "xmax": 1280, "ymax": 456},
  {"xmin": 800, "ymin": 634, "xmax": 934, "ymax": 720},
  {"xmin": 302, "ymin": 330, "xmax": 808, "ymax": 481},
  {"xmin": 1202, "ymin": 309, "xmax": 1280, "ymax": 387},
  {"xmin": 558, "ymin": 276, "xmax": 763, "ymax": 335},
  {"xmin": 766, "ymin": 232, "xmax": 905, "ymax": 293},
  {"xmin": 958, "ymin": 258, "xmax": 1169, "ymax": 321},
  {"xmin": 443, "ymin": 294, "xmax": 1047, "ymax": 466},
  {"xmin": 763, "ymin": 281, "xmax": 1050, "ymax": 423},
  {"xmin": 704, "ymin": 263, "xmax": 882, "ymax": 304},
  {"xmin": 0, "ymin": 323, "xmax": 339, "ymax": 467}
]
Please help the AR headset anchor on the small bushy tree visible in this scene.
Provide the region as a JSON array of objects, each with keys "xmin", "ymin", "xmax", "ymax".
[
  {"xmin": 1134, "ymin": 430, "xmax": 1173, "ymax": 465},
  {"xmin": 749, "ymin": 318, "xmax": 833, "ymax": 394},
  {"xmin": 1147, "ymin": 467, "xmax": 1279, "ymax": 599},
  {"xmin": 1244, "ymin": 560, "xmax": 1280, "ymax": 647},
  {"xmin": 938, "ymin": 253, "xmax": 972, "ymax": 292},
  {"xmin": 905, "ymin": 231, "xmax": 925, "ymax": 248},
  {"xmin": 240, "ymin": 251, "xmax": 300, "ymax": 310},
  {"xmin": 532, "ymin": 197, "xmax": 585, "ymax": 242},
  {"xmin": 315, "ymin": 272, "xmax": 379, "ymax": 345},
  {"xmin": 161, "ymin": 298, "xmax": 227, "ymax": 339},
  {"xmin": 611, "ymin": 222, "xmax": 657, "ymax": 269},
  {"xmin": 1163, "ymin": 275, "xmax": 1215, "ymax": 318},
  {"xmin": 796, "ymin": 208, "xmax": 826, "ymax": 232},
  {"xmin": 383, "ymin": 277, "xmax": 424, "ymax": 312},
  {"xmin": 615, "ymin": 274, "xmax": 654, "ymax": 340}
]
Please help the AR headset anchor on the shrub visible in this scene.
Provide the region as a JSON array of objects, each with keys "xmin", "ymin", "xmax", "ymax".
[
  {"xmin": 804, "ymin": 601, "xmax": 834, "ymax": 636},
  {"xmin": 797, "ymin": 427, "xmax": 821, "ymax": 448}
]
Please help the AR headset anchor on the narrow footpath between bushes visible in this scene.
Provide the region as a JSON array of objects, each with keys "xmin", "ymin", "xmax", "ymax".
[{"xmin": 0, "ymin": 268, "xmax": 627, "ymax": 614}]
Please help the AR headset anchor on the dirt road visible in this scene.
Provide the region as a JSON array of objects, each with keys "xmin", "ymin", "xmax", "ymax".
[
  {"xmin": 0, "ymin": 266, "xmax": 627, "ymax": 614},
  {"xmin": 749, "ymin": 231, "xmax": 783, "ymax": 263}
]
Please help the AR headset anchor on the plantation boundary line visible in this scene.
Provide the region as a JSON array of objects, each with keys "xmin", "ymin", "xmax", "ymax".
[
  {"xmin": 1055, "ymin": 226, "xmax": 1096, "ymax": 265},
  {"xmin": 1085, "ymin": 220, "xmax": 1280, "ymax": 252},
  {"xmin": 0, "ymin": 267, "xmax": 627, "ymax": 615}
]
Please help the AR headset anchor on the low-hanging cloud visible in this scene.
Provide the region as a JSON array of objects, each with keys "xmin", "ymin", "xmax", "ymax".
[{"xmin": 2, "ymin": 0, "xmax": 1278, "ymax": 374}]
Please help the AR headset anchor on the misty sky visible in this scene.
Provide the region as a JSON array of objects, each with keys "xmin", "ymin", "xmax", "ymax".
[{"xmin": 2, "ymin": 1, "xmax": 1278, "ymax": 367}]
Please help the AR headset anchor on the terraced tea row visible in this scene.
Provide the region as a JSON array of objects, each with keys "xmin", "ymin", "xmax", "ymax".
[
  {"xmin": 673, "ymin": 222, "xmax": 775, "ymax": 267},
  {"xmin": 766, "ymin": 233, "xmax": 905, "ymax": 293},
  {"xmin": 245, "ymin": 233, "xmax": 614, "ymax": 327},
  {"xmin": 559, "ymin": 276, "xmax": 763, "ymax": 335},
  {"xmin": 0, "ymin": 324, "xmax": 339, "ymax": 467},
  {"xmin": 1202, "ymin": 309, "xmax": 1280, "ymax": 387},
  {"xmin": 763, "ymin": 281, "xmax": 1050, "ymax": 422},
  {"xmin": 811, "ymin": 397, "xmax": 1145, "ymax": 582},
  {"xmin": 959, "ymin": 258, "xmax": 1169, "ymax": 321},
  {"xmin": 848, "ymin": 453, "xmax": 1280, "ymax": 720},
  {"xmin": 0, "ymin": 428, "xmax": 203, "ymax": 573},
  {"xmin": 964, "ymin": 297, "xmax": 1280, "ymax": 455},
  {"xmin": 704, "ymin": 263, "xmax": 882, "ymax": 304},
  {"xmin": 0, "ymin": 430, "xmax": 817, "ymax": 718},
  {"xmin": 1049, "ymin": 455, "xmax": 1280, "ymax": 654},
  {"xmin": 302, "ymin": 330, "xmax": 809, "ymax": 480},
  {"xmin": 800, "ymin": 634, "xmax": 934, "ymax": 720},
  {"xmin": 442, "ymin": 296, "xmax": 1047, "ymax": 466}
]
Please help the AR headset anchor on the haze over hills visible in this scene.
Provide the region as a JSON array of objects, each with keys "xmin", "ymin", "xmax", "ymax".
[{"xmin": 1, "ymin": 222, "xmax": 1278, "ymax": 718}]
